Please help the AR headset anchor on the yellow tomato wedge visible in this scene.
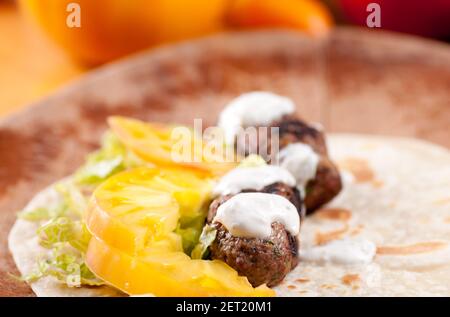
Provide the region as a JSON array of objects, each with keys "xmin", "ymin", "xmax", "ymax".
[
  {"xmin": 108, "ymin": 116, "xmax": 236, "ymax": 176},
  {"xmin": 87, "ymin": 236, "xmax": 274, "ymax": 297},
  {"xmin": 85, "ymin": 167, "xmax": 212, "ymax": 253}
]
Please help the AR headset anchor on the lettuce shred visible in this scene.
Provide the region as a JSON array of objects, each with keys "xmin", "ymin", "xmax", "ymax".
[
  {"xmin": 176, "ymin": 213, "xmax": 207, "ymax": 255},
  {"xmin": 24, "ymin": 245, "xmax": 104, "ymax": 287},
  {"xmin": 191, "ymin": 224, "xmax": 217, "ymax": 260},
  {"xmin": 19, "ymin": 182, "xmax": 104, "ymax": 287},
  {"xmin": 74, "ymin": 131, "xmax": 145, "ymax": 186}
]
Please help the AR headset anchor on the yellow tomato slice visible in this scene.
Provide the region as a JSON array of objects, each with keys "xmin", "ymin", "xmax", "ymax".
[
  {"xmin": 85, "ymin": 166, "xmax": 274, "ymax": 296},
  {"xmin": 87, "ymin": 236, "xmax": 274, "ymax": 297},
  {"xmin": 108, "ymin": 116, "xmax": 236, "ymax": 176},
  {"xmin": 85, "ymin": 167, "xmax": 212, "ymax": 253}
]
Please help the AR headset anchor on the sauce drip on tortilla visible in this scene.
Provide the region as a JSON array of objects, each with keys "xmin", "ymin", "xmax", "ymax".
[
  {"xmin": 338, "ymin": 157, "xmax": 375, "ymax": 183},
  {"xmin": 315, "ymin": 208, "xmax": 352, "ymax": 221},
  {"xmin": 315, "ymin": 224, "xmax": 349, "ymax": 245},
  {"xmin": 341, "ymin": 274, "xmax": 360, "ymax": 286},
  {"xmin": 376, "ymin": 241, "xmax": 448, "ymax": 255}
]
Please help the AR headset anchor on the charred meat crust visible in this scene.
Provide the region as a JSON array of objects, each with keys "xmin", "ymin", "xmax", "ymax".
[
  {"xmin": 210, "ymin": 222, "xmax": 298, "ymax": 287},
  {"xmin": 270, "ymin": 115, "xmax": 342, "ymax": 213},
  {"xmin": 272, "ymin": 114, "xmax": 328, "ymax": 156},
  {"xmin": 305, "ymin": 156, "xmax": 342, "ymax": 213}
]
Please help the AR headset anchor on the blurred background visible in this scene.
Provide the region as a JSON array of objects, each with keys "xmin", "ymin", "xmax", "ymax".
[{"xmin": 1, "ymin": 0, "xmax": 449, "ymax": 117}]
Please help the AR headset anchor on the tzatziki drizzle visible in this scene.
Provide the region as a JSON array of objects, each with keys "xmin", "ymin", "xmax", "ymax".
[
  {"xmin": 213, "ymin": 165, "xmax": 296, "ymax": 196},
  {"xmin": 218, "ymin": 91, "xmax": 295, "ymax": 145},
  {"xmin": 213, "ymin": 192, "xmax": 300, "ymax": 239},
  {"xmin": 277, "ymin": 142, "xmax": 320, "ymax": 191},
  {"xmin": 300, "ymin": 238, "xmax": 376, "ymax": 265}
]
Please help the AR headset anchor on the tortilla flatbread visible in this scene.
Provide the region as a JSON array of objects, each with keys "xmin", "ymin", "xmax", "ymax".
[{"xmin": 9, "ymin": 134, "xmax": 450, "ymax": 296}]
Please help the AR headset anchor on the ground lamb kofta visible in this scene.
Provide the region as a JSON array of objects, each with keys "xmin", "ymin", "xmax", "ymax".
[
  {"xmin": 207, "ymin": 191, "xmax": 300, "ymax": 288},
  {"xmin": 206, "ymin": 165, "xmax": 302, "ymax": 287},
  {"xmin": 218, "ymin": 91, "xmax": 342, "ymax": 213},
  {"xmin": 272, "ymin": 115, "xmax": 342, "ymax": 213}
]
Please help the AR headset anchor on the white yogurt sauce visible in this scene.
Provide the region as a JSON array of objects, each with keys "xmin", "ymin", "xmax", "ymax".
[
  {"xmin": 277, "ymin": 143, "xmax": 320, "ymax": 189},
  {"xmin": 218, "ymin": 91, "xmax": 295, "ymax": 144},
  {"xmin": 213, "ymin": 165, "xmax": 296, "ymax": 196},
  {"xmin": 213, "ymin": 192, "xmax": 300, "ymax": 239},
  {"xmin": 300, "ymin": 238, "xmax": 376, "ymax": 265}
]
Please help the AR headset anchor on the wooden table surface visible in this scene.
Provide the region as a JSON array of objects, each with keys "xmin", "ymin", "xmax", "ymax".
[{"xmin": 0, "ymin": 3, "xmax": 84, "ymax": 117}]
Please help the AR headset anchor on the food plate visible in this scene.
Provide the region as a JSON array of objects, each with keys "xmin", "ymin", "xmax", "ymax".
[{"xmin": 1, "ymin": 28, "xmax": 450, "ymax": 296}]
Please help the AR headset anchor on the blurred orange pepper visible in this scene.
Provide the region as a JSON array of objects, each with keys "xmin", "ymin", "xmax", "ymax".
[
  {"xmin": 227, "ymin": 0, "xmax": 334, "ymax": 37},
  {"xmin": 19, "ymin": 0, "xmax": 228, "ymax": 65},
  {"xmin": 19, "ymin": 0, "xmax": 333, "ymax": 65}
]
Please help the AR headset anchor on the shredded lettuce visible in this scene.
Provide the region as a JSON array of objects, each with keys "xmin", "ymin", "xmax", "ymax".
[
  {"xmin": 74, "ymin": 131, "xmax": 145, "ymax": 186},
  {"xmin": 23, "ymin": 246, "xmax": 104, "ymax": 287},
  {"xmin": 37, "ymin": 217, "xmax": 90, "ymax": 252},
  {"xmin": 176, "ymin": 213, "xmax": 207, "ymax": 255},
  {"xmin": 18, "ymin": 207, "xmax": 62, "ymax": 222},
  {"xmin": 191, "ymin": 224, "xmax": 217, "ymax": 260},
  {"xmin": 55, "ymin": 183, "xmax": 88, "ymax": 217},
  {"xmin": 18, "ymin": 178, "xmax": 106, "ymax": 287},
  {"xmin": 18, "ymin": 180, "xmax": 104, "ymax": 287},
  {"xmin": 18, "ymin": 184, "xmax": 83, "ymax": 222}
]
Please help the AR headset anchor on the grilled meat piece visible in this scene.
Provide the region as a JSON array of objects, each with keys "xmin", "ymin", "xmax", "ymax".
[
  {"xmin": 273, "ymin": 114, "xmax": 328, "ymax": 156},
  {"xmin": 206, "ymin": 182, "xmax": 301, "ymax": 287},
  {"xmin": 210, "ymin": 222, "xmax": 298, "ymax": 287},
  {"xmin": 304, "ymin": 156, "xmax": 342, "ymax": 213},
  {"xmin": 270, "ymin": 115, "xmax": 342, "ymax": 213}
]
